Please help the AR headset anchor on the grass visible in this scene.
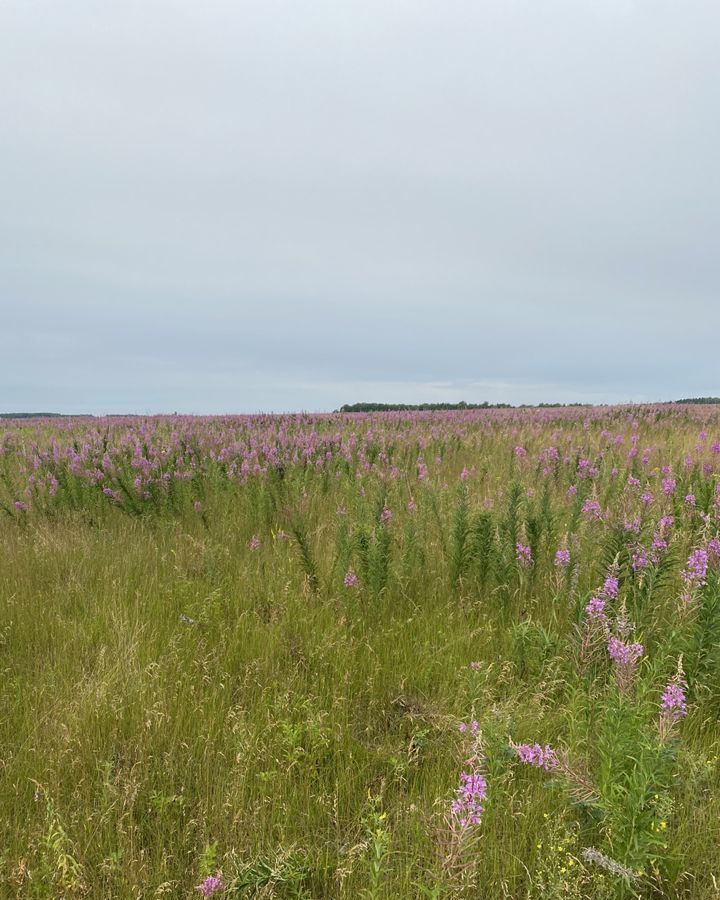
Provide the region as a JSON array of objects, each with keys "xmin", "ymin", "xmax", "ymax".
[{"xmin": 1, "ymin": 408, "xmax": 719, "ymax": 897}]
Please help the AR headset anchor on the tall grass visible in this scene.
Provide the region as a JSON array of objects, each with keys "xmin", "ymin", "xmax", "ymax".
[{"xmin": 0, "ymin": 407, "xmax": 719, "ymax": 897}]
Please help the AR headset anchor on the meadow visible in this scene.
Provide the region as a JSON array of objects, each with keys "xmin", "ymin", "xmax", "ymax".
[{"xmin": 1, "ymin": 406, "xmax": 720, "ymax": 898}]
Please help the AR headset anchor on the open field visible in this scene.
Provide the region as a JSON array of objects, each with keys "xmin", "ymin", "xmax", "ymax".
[{"xmin": 1, "ymin": 407, "xmax": 720, "ymax": 898}]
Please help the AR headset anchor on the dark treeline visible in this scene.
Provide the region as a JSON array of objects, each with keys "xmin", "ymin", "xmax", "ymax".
[
  {"xmin": 341, "ymin": 398, "xmax": 720, "ymax": 413},
  {"xmin": 339, "ymin": 401, "xmax": 513, "ymax": 412},
  {"xmin": 337, "ymin": 401, "xmax": 591, "ymax": 412},
  {"xmin": 0, "ymin": 412, "xmax": 66, "ymax": 419},
  {"xmin": 523, "ymin": 402, "xmax": 590, "ymax": 408},
  {"xmin": 339, "ymin": 401, "xmax": 592, "ymax": 412}
]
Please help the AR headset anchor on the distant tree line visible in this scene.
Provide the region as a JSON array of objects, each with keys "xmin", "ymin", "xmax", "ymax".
[
  {"xmin": 521, "ymin": 402, "xmax": 591, "ymax": 408},
  {"xmin": 338, "ymin": 401, "xmax": 600, "ymax": 412},
  {"xmin": 340, "ymin": 398, "xmax": 720, "ymax": 413},
  {"xmin": 0, "ymin": 412, "xmax": 65, "ymax": 419},
  {"xmin": 340, "ymin": 401, "xmax": 511, "ymax": 412}
]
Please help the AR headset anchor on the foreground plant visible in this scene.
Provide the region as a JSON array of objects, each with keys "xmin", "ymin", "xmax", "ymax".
[
  {"xmin": 197, "ymin": 874, "xmax": 225, "ymax": 897},
  {"xmin": 512, "ymin": 654, "xmax": 690, "ymax": 887},
  {"xmin": 422, "ymin": 721, "xmax": 488, "ymax": 895},
  {"xmin": 360, "ymin": 795, "xmax": 391, "ymax": 900}
]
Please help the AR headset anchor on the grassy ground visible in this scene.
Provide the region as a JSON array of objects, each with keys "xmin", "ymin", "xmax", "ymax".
[{"xmin": 1, "ymin": 408, "xmax": 720, "ymax": 898}]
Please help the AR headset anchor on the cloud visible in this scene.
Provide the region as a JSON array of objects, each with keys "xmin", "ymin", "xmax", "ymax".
[{"xmin": 1, "ymin": 0, "xmax": 719, "ymax": 412}]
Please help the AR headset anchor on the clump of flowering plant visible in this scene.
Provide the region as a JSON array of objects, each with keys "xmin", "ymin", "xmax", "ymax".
[
  {"xmin": 451, "ymin": 770, "xmax": 486, "ymax": 828},
  {"xmin": 658, "ymin": 659, "xmax": 687, "ymax": 743},
  {"xmin": 680, "ymin": 546, "xmax": 709, "ymax": 605},
  {"xmin": 554, "ymin": 547, "xmax": 571, "ymax": 568},
  {"xmin": 516, "ymin": 542, "xmax": 532, "ymax": 568},
  {"xmin": 583, "ymin": 563, "xmax": 620, "ymax": 625},
  {"xmin": 607, "ymin": 629, "xmax": 643, "ymax": 694},
  {"xmin": 197, "ymin": 874, "xmax": 224, "ymax": 897},
  {"xmin": 577, "ymin": 564, "xmax": 622, "ymax": 668},
  {"xmin": 437, "ymin": 720, "xmax": 487, "ymax": 886},
  {"xmin": 513, "ymin": 742, "xmax": 558, "ymax": 771},
  {"xmin": 511, "ymin": 740, "xmax": 596, "ymax": 803},
  {"xmin": 343, "ymin": 569, "xmax": 358, "ymax": 588},
  {"xmin": 581, "ymin": 497, "xmax": 604, "ymax": 521},
  {"xmin": 708, "ymin": 536, "xmax": 720, "ymax": 565}
]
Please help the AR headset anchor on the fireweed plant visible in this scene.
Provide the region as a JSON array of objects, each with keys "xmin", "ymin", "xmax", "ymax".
[{"xmin": 1, "ymin": 406, "xmax": 720, "ymax": 896}]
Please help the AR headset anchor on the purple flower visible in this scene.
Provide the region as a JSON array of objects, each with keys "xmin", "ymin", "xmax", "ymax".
[
  {"xmin": 343, "ymin": 569, "xmax": 358, "ymax": 588},
  {"xmin": 681, "ymin": 548, "xmax": 708, "ymax": 597},
  {"xmin": 249, "ymin": 535, "xmax": 260, "ymax": 551},
  {"xmin": 554, "ymin": 548, "xmax": 571, "ymax": 568},
  {"xmin": 602, "ymin": 575, "xmax": 619, "ymax": 599},
  {"xmin": 451, "ymin": 770, "xmax": 487, "ymax": 827},
  {"xmin": 660, "ymin": 681, "xmax": 687, "ymax": 722},
  {"xmin": 514, "ymin": 742, "xmax": 558, "ymax": 771},
  {"xmin": 458, "ymin": 719, "xmax": 479, "ymax": 734},
  {"xmin": 197, "ymin": 875, "xmax": 224, "ymax": 897},
  {"xmin": 379, "ymin": 506, "xmax": 392, "ymax": 525},
  {"xmin": 581, "ymin": 498, "xmax": 604, "ymax": 520},
  {"xmin": 585, "ymin": 596, "xmax": 607, "ymax": 621},
  {"xmin": 659, "ymin": 668, "xmax": 688, "ymax": 741},
  {"xmin": 607, "ymin": 628, "xmax": 644, "ymax": 690},
  {"xmin": 516, "ymin": 542, "xmax": 532, "ymax": 567},
  {"xmin": 708, "ymin": 537, "xmax": 720, "ymax": 562},
  {"xmin": 662, "ymin": 477, "xmax": 676, "ymax": 496},
  {"xmin": 607, "ymin": 636, "xmax": 643, "ymax": 666},
  {"xmin": 686, "ymin": 548, "xmax": 708, "ymax": 581}
]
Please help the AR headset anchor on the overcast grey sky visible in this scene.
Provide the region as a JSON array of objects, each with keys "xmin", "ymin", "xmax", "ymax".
[{"xmin": 2, "ymin": 0, "xmax": 718, "ymax": 413}]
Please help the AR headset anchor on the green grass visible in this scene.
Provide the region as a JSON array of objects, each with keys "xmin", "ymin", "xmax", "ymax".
[{"xmin": 1, "ymin": 411, "xmax": 720, "ymax": 897}]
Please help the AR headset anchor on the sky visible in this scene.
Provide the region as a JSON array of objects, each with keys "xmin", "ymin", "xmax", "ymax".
[{"xmin": 2, "ymin": 0, "xmax": 719, "ymax": 414}]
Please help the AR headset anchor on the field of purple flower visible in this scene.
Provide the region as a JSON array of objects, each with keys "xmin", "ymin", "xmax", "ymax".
[{"xmin": 1, "ymin": 406, "xmax": 720, "ymax": 897}]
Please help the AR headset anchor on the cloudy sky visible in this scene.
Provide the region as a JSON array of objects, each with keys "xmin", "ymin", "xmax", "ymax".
[{"xmin": 2, "ymin": 1, "xmax": 718, "ymax": 413}]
